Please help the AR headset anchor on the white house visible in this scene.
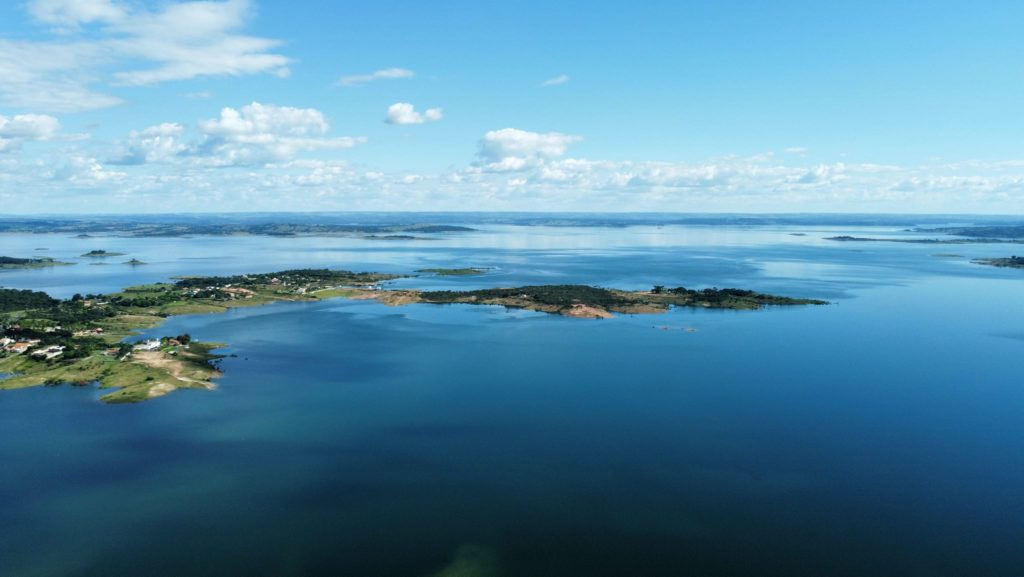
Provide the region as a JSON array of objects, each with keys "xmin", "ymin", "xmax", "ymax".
[{"xmin": 133, "ymin": 339, "xmax": 162, "ymax": 351}]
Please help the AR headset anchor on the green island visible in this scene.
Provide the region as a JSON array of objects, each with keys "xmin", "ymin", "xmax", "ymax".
[
  {"xmin": 125, "ymin": 259, "xmax": 147, "ymax": 265},
  {"xmin": 0, "ymin": 256, "xmax": 72, "ymax": 269},
  {"xmin": 81, "ymin": 250, "xmax": 127, "ymax": 257},
  {"xmin": 2, "ymin": 269, "xmax": 824, "ymax": 403},
  {"xmin": 417, "ymin": 267, "xmax": 488, "ymax": 276},
  {"xmin": 974, "ymin": 256, "xmax": 1024, "ymax": 269}
]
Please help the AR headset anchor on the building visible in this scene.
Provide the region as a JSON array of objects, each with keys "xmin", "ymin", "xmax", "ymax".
[
  {"xmin": 31, "ymin": 345, "xmax": 65, "ymax": 360},
  {"xmin": 133, "ymin": 339, "xmax": 162, "ymax": 351}
]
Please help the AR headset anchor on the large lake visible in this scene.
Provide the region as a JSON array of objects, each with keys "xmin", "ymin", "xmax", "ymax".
[{"xmin": 1, "ymin": 222, "xmax": 1023, "ymax": 576}]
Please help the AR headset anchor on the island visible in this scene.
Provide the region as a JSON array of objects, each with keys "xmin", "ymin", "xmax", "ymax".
[
  {"xmin": 2, "ymin": 269, "xmax": 825, "ymax": 403},
  {"xmin": 417, "ymin": 267, "xmax": 488, "ymax": 276},
  {"xmin": 125, "ymin": 259, "xmax": 147, "ymax": 265},
  {"xmin": 974, "ymin": 256, "xmax": 1024, "ymax": 269},
  {"xmin": 910, "ymin": 225, "xmax": 1024, "ymax": 239},
  {"xmin": 0, "ymin": 256, "xmax": 72, "ymax": 269},
  {"xmin": 81, "ymin": 250, "xmax": 127, "ymax": 257},
  {"xmin": 825, "ymin": 234, "xmax": 1024, "ymax": 245}
]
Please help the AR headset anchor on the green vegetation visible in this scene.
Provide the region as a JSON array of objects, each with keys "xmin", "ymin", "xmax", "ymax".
[
  {"xmin": 418, "ymin": 284, "xmax": 826, "ymax": 316},
  {"xmin": 417, "ymin": 267, "xmax": 488, "ymax": 276},
  {"xmin": 0, "ymin": 256, "xmax": 72, "ymax": 269},
  {"xmin": 0, "ymin": 288, "xmax": 59, "ymax": 313},
  {"xmin": 81, "ymin": 250, "xmax": 126, "ymax": 257},
  {"xmin": 975, "ymin": 256, "xmax": 1024, "ymax": 269}
]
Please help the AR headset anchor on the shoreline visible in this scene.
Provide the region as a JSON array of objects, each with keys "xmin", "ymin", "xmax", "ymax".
[{"xmin": 2, "ymin": 269, "xmax": 826, "ymax": 403}]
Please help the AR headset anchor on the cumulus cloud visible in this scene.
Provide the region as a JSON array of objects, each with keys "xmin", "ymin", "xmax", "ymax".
[
  {"xmin": 541, "ymin": 74, "xmax": 569, "ymax": 86},
  {"xmin": 6, "ymin": 117, "xmax": 1024, "ymax": 213},
  {"xmin": 476, "ymin": 128, "xmax": 581, "ymax": 172},
  {"xmin": 0, "ymin": 114, "xmax": 62, "ymax": 152},
  {"xmin": 337, "ymin": 67, "xmax": 415, "ymax": 87},
  {"xmin": 105, "ymin": 102, "xmax": 363, "ymax": 167},
  {"xmin": 51, "ymin": 154, "xmax": 125, "ymax": 183},
  {"xmin": 1, "ymin": 0, "xmax": 290, "ymax": 112},
  {"xmin": 110, "ymin": 123, "xmax": 186, "ymax": 165},
  {"xmin": 194, "ymin": 102, "xmax": 362, "ymax": 166},
  {"xmin": 385, "ymin": 102, "xmax": 443, "ymax": 125}
]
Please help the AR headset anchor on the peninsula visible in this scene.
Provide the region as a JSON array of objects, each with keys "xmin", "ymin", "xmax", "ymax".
[{"xmin": 2, "ymin": 268, "xmax": 825, "ymax": 403}]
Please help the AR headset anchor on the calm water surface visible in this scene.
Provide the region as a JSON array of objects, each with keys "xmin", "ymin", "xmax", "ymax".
[{"xmin": 1, "ymin": 224, "xmax": 1023, "ymax": 576}]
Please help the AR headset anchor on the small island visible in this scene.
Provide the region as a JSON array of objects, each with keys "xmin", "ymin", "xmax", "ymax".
[
  {"xmin": 3, "ymin": 268, "xmax": 825, "ymax": 403},
  {"xmin": 125, "ymin": 259, "xmax": 147, "ymax": 265},
  {"xmin": 974, "ymin": 256, "xmax": 1024, "ymax": 269},
  {"xmin": 81, "ymin": 250, "xmax": 127, "ymax": 257},
  {"xmin": 417, "ymin": 267, "xmax": 488, "ymax": 276},
  {"xmin": 0, "ymin": 256, "xmax": 72, "ymax": 269}
]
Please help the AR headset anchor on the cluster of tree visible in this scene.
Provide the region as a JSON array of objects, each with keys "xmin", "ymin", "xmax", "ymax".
[
  {"xmin": 0, "ymin": 256, "xmax": 38, "ymax": 265},
  {"xmin": 0, "ymin": 288, "xmax": 59, "ymax": 313},
  {"xmin": 174, "ymin": 268, "xmax": 395, "ymax": 289},
  {"xmin": 421, "ymin": 285, "xmax": 632, "ymax": 308},
  {"xmin": 107, "ymin": 291, "xmax": 183, "ymax": 308},
  {"xmin": 19, "ymin": 301, "xmax": 116, "ymax": 327},
  {"xmin": 653, "ymin": 285, "xmax": 822, "ymax": 306}
]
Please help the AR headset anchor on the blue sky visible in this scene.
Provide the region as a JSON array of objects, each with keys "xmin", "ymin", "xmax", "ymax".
[{"xmin": 1, "ymin": 0, "xmax": 1023, "ymax": 213}]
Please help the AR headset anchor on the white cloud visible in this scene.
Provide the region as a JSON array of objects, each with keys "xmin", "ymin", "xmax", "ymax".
[
  {"xmin": 541, "ymin": 74, "xmax": 569, "ymax": 86},
  {"xmin": 0, "ymin": 114, "xmax": 62, "ymax": 152},
  {"xmin": 111, "ymin": 123, "xmax": 186, "ymax": 165},
  {"xmin": 1, "ymin": 0, "xmax": 290, "ymax": 112},
  {"xmin": 337, "ymin": 67, "xmax": 415, "ymax": 87},
  {"xmin": 29, "ymin": 0, "xmax": 126, "ymax": 28},
  {"xmin": 109, "ymin": 0, "xmax": 290, "ymax": 85},
  {"xmin": 105, "ymin": 102, "xmax": 363, "ymax": 167},
  {"xmin": 385, "ymin": 102, "xmax": 443, "ymax": 125},
  {"xmin": 51, "ymin": 154, "xmax": 125, "ymax": 183},
  {"xmin": 476, "ymin": 128, "xmax": 581, "ymax": 172},
  {"xmin": 0, "ymin": 39, "xmax": 121, "ymax": 112},
  {"xmin": 194, "ymin": 102, "xmax": 362, "ymax": 166},
  {"xmin": 7, "ymin": 119, "xmax": 1024, "ymax": 213}
]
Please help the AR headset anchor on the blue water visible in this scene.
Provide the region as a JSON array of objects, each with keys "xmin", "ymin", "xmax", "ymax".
[{"xmin": 1, "ymin": 223, "xmax": 1023, "ymax": 576}]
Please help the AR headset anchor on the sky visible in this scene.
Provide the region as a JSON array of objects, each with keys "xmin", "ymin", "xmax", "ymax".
[{"xmin": 1, "ymin": 0, "xmax": 1023, "ymax": 214}]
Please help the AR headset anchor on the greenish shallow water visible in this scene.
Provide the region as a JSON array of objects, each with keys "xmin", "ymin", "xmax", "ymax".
[{"xmin": 1, "ymin": 223, "xmax": 1023, "ymax": 576}]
